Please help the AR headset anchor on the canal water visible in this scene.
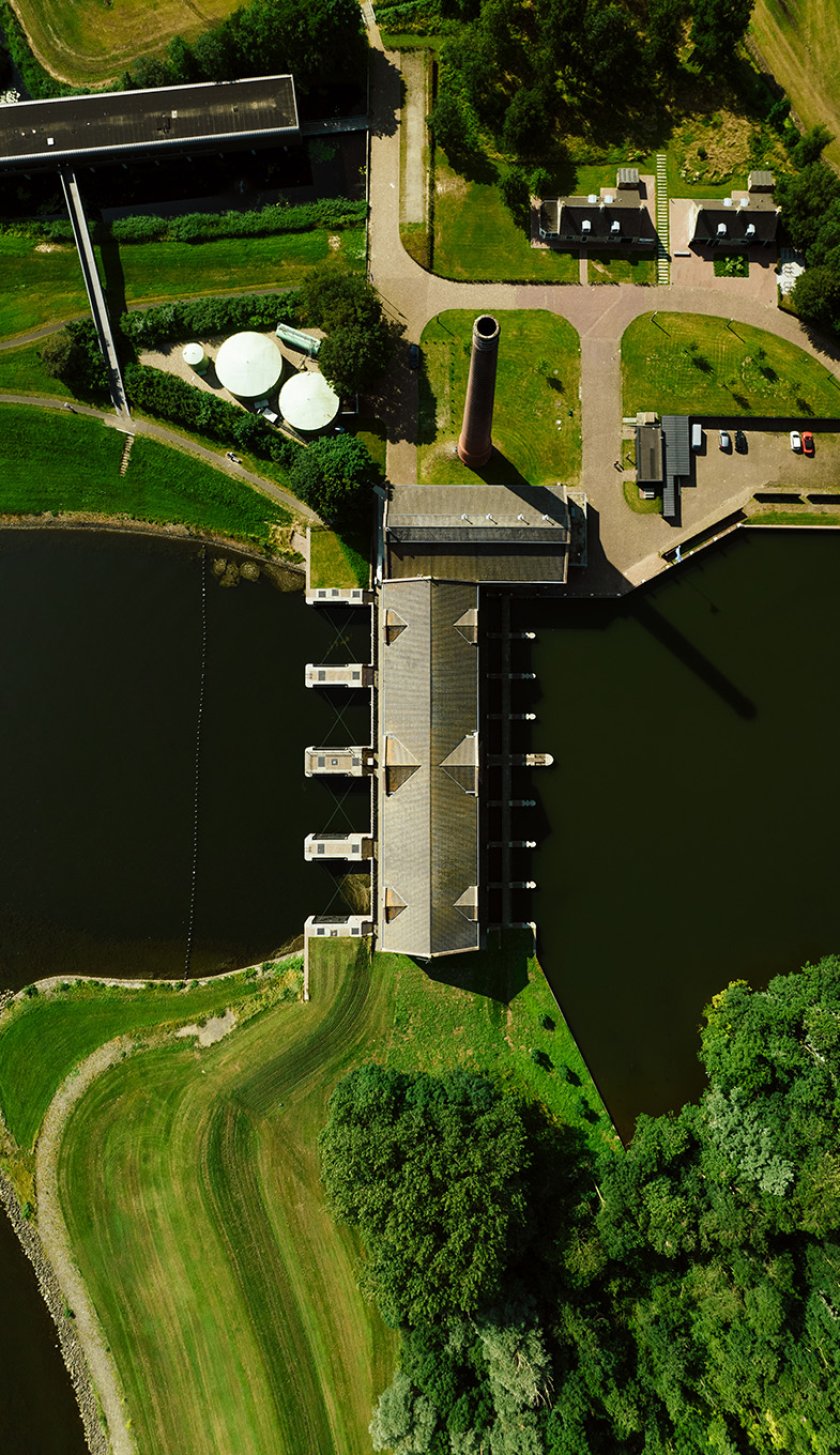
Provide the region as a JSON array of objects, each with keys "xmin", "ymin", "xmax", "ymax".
[
  {"xmin": 3, "ymin": 525, "xmax": 840, "ymax": 1448},
  {"xmin": 512, "ymin": 528, "xmax": 840, "ymax": 1138},
  {"xmin": 0, "ymin": 528, "xmax": 371, "ymax": 1455}
]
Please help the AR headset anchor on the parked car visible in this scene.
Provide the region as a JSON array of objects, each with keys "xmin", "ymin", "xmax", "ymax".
[
  {"xmin": 790, "ymin": 430, "xmax": 802, "ymax": 452},
  {"xmin": 408, "ymin": 343, "xmax": 421, "ymax": 370},
  {"xmin": 719, "ymin": 430, "xmax": 731, "ymax": 451},
  {"xmin": 801, "ymin": 430, "xmax": 815, "ymax": 456},
  {"xmin": 735, "ymin": 429, "xmax": 748, "ymax": 453}
]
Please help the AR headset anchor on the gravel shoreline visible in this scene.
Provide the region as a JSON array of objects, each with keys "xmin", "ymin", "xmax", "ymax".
[{"xmin": 0, "ymin": 1171, "xmax": 109, "ymax": 1455}]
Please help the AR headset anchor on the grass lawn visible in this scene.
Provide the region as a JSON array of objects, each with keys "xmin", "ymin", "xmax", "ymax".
[
  {"xmin": 621, "ymin": 313, "xmax": 840, "ymax": 418},
  {"xmin": 308, "ymin": 527, "xmax": 369, "ymax": 589},
  {"xmin": 0, "ymin": 341, "xmax": 72, "ymax": 397},
  {"xmin": 0, "ymin": 230, "xmax": 364, "ymax": 341},
  {"xmin": 751, "ymin": 0, "xmax": 840, "ymax": 170},
  {"xmin": 12, "ymin": 0, "xmax": 238, "ymax": 84},
  {"xmin": 26, "ymin": 931, "xmax": 613, "ymax": 1455},
  {"xmin": 749, "ymin": 511, "xmax": 840, "ymax": 525},
  {"xmin": 433, "ymin": 154, "xmax": 579, "ymax": 283},
  {"xmin": 588, "ymin": 254, "xmax": 656, "ymax": 285},
  {"xmin": 418, "ymin": 309, "xmax": 581, "ymax": 486},
  {"xmin": 0, "ymin": 406, "xmax": 291, "ymax": 547}
]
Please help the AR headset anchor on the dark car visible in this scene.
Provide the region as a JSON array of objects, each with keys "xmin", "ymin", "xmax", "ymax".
[
  {"xmin": 802, "ymin": 430, "xmax": 815, "ymax": 456},
  {"xmin": 408, "ymin": 343, "xmax": 421, "ymax": 370},
  {"xmin": 735, "ymin": 429, "xmax": 748, "ymax": 453}
]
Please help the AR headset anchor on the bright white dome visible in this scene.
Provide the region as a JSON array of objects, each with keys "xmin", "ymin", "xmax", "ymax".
[
  {"xmin": 215, "ymin": 332, "xmax": 283, "ymax": 399},
  {"xmin": 279, "ymin": 371, "xmax": 340, "ymax": 432}
]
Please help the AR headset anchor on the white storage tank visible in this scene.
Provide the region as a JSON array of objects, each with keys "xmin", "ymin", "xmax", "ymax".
[
  {"xmin": 214, "ymin": 331, "xmax": 283, "ymax": 399},
  {"xmin": 182, "ymin": 342, "xmax": 208, "ymax": 374}
]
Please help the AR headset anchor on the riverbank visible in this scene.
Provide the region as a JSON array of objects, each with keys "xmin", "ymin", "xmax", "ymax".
[{"xmin": 0, "ymin": 512, "xmax": 306, "ymax": 575}]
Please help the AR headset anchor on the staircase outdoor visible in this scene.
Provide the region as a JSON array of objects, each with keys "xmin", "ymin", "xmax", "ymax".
[{"xmin": 655, "ymin": 153, "xmax": 670, "ymax": 285}]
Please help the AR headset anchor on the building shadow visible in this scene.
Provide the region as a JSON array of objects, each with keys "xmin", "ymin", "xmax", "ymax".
[
  {"xmin": 632, "ymin": 596, "xmax": 757, "ymax": 719},
  {"xmin": 368, "ymin": 48, "xmax": 400, "ymax": 138},
  {"xmin": 421, "ymin": 926, "xmax": 532, "ymax": 1004},
  {"xmin": 97, "ymin": 225, "xmax": 127, "ymax": 320}
]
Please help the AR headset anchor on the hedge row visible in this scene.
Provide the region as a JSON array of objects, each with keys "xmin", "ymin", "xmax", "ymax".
[
  {"xmin": 120, "ymin": 291, "xmax": 301, "ymax": 349},
  {"xmin": 123, "ymin": 363, "xmax": 300, "ymax": 471},
  {"xmin": 110, "ymin": 199, "xmax": 367, "ymax": 244}
]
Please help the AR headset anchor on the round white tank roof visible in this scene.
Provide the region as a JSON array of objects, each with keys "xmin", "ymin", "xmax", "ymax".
[
  {"xmin": 215, "ymin": 331, "xmax": 283, "ymax": 398},
  {"xmin": 279, "ymin": 371, "xmax": 340, "ymax": 431},
  {"xmin": 182, "ymin": 342, "xmax": 206, "ymax": 367}
]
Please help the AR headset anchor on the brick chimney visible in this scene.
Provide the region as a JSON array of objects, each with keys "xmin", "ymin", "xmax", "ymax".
[{"xmin": 457, "ymin": 314, "xmax": 500, "ymax": 469}]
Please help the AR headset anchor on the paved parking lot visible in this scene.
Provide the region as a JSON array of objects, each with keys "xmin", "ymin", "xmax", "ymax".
[{"xmin": 692, "ymin": 425, "xmax": 840, "ymax": 493}]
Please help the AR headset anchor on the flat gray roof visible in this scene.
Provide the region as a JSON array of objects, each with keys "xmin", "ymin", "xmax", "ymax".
[
  {"xmin": 378, "ymin": 579, "xmax": 480, "ymax": 959},
  {"xmin": 385, "ymin": 484, "xmax": 570, "ymax": 582},
  {"xmin": 0, "ymin": 75, "xmax": 298, "ymax": 166}
]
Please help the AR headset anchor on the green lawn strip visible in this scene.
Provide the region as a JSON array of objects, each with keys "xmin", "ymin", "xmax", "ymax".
[
  {"xmin": 621, "ymin": 312, "xmax": 840, "ymax": 417},
  {"xmin": 0, "ymin": 230, "xmax": 364, "ymax": 340},
  {"xmin": 418, "ymin": 308, "xmax": 581, "ymax": 486},
  {"xmin": 749, "ymin": 511, "xmax": 840, "ymax": 525},
  {"xmin": 309, "ymin": 527, "xmax": 369, "ymax": 588},
  {"xmin": 433, "ymin": 154, "xmax": 578, "ymax": 283},
  {"xmin": 0, "ymin": 406, "xmax": 290, "ymax": 547},
  {"xmin": 0, "ymin": 964, "xmax": 297, "ymax": 1150},
  {"xmin": 56, "ymin": 950, "xmax": 396, "ymax": 1455},
  {"xmin": 588, "ymin": 254, "xmax": 656, "ymax": 285},
  {"xmin": 0, "ymin": 342, "xmax": 72, "ymax": 397}
]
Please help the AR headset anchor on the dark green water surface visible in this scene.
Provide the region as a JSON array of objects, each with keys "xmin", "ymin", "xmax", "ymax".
[
  {"xmin": 514, "ymin": 529, "xmax": 840, "ymax": 1138},
  {"xmin": 0, "ymin": 528, "xmax": 370, "ymax": 1455}
]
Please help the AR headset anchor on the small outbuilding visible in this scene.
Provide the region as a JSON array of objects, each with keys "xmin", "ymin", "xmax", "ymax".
[
  {"xmin": 215, "ymin": 331, "xmax": 284, "ymax": 400},
  {"xmin": 635, "ymin": 424, "xmax": 663, "ymax": 486}
]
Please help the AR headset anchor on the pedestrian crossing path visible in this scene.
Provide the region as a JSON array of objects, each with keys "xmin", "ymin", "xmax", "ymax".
[{"xmin": 655, "ymin": 153, "xmax": 670, "ymax": 285}]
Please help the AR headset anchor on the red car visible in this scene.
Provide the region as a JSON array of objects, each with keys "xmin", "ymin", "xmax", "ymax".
[{"xmin": 801, "ymin": 431, "xmax": 815, "ymax": 456}]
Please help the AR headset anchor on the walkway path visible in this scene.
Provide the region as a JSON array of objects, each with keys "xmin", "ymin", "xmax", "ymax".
[
  {"xmin": 0, "ymin": 392, "xmax": 320, "ymax": 522},
  {"xmin": 365, "ymin": 11, "xmax": 840, "ymax": 590}
]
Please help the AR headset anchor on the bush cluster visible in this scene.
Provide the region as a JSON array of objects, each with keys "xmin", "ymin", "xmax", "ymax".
[
  {"xmin": 120, "ymin": 292, "xmax": 301, "ymax": 349},
  {"xmin": 0, "ymin": 0, "xmax": 72, "ymax": 97},
  {"xmin": 123, "ymin": 364, "xmax": 299, "ymax": 470},
  {"xmin": 109, "ymin": 199, "xmax": 366, "ymax": 245}
]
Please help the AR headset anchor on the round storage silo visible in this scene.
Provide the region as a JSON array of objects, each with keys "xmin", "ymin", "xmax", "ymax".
[
  {"xmin": 278, "ymin": 371, "xmax": 340, "ymax": 433},
  {"xmin": 214, "ymin": 332, "xmax": 284, "ymax": 400},
  {"xmin": 182, "ymin": 342, "xmax": 208, "ymax": 374}
]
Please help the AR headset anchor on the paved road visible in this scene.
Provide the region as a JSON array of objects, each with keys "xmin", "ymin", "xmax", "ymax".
[
  {"xmin": 365, "ymin": 9, "xmax": 840, "ymax": 590},
  {"xmin": 0, "ymin": 392, "xmax": 320, "ymax": 522}
]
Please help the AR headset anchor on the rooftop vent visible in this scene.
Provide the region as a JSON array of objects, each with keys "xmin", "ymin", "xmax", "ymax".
[
  {"xmin": 739, "ymin": 197, "xmax": 748, "ymax": 207},
  {"xmin": 717, "ymin": 222, "xmax": 727, "ymax": 236},
  {"xmin": 611, "ymin": 219, "xmax": 620, "ymax": 233},
  {"xmin": 745, "ymin": 222, "xmax": 755, "ymax": 237},
  {"xmin": 604, "ymin": 194, "xmax": 614, "ymax": 204},
  {"xmin": 587, "ymin": 193, "xmax": 598, "ymax": 204},
  {"xmin": 581, "ymin": 218, "xmax": 591, "ymax": 233},
  {"xmin": 724, "ymin": 197, "xmax": 733, "ymax": 208}
]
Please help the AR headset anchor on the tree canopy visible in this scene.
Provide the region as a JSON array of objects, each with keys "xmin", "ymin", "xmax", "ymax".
[
  {"xmin": 299, "ymin": 271, "xmax": 398, "ymax": 398},
  {"xmin": 322, "ymin": 958, "xmax": 840, "ymax": 1454},
  {"xmin": 289, "ymin": 434, "xmax": 380, "ymax": 526}
]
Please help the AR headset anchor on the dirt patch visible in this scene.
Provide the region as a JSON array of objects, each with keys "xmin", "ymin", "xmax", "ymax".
[
  {"xmin": 34, "ymin": 243, "xmax": 71, "ymax": 253},
  {"xmin": 175, "ymin": 1009, "xmax": 236, "ymax": 1047},
  {"xmin": 328, "ymin": 234, "xmax": 341, "ymax": 250}
]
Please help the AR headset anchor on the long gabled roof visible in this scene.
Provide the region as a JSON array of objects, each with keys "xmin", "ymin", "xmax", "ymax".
[{"xmin": 378, "ymin": 579, "xmax": 480, "ymax": 958}]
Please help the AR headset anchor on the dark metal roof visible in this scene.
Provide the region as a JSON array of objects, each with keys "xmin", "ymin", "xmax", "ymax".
[
  {"xmin": 748, "ymin": 170, "xmax": 775, "ymax": 191},
  {"xmin": 0, "ymin": 76, "xmax": 298, "ymax": 167},
  {"xmin": 691, "ymin": 202, "xmax": 778, "ymax": 246},
  {"xmin": 663, "ymin": 416, "xmax": 690, "ymax": 476},
  {"xmin": 387, "ymin": 547, "xmax": 569, "ymax": 584},
  {"xmin": 385, "ymin": 484, "xmax": 570, "ymax": 584},
  {"xmin": 389, "ymin": 525, "xmax": 568, "ymax": 545},
  {"xmin": 635, "ymin": 425, "xmax": 663, "ymax": 484},
  {"xmin": 540, "ymin": 195, "xmax": 657, "ymax": 245}
]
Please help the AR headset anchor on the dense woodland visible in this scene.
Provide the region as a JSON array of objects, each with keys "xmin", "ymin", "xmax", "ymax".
[{"xmin": 321, "ymin": 958, "xmax": 840, "ymax": 1455}]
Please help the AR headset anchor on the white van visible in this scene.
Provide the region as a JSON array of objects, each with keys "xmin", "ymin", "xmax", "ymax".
[{"xmin": 691, "ymin": 423, "xmax": 704, "ymax": 452}]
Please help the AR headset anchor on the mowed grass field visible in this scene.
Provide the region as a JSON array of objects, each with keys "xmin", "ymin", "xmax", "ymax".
[
  {"xmin": 0, "ymin": 934, "xmax": 613, "ymax": 1455},
  {"xmin": 622, "ymin": 313, "xmax": 840, "ymax": 417},
  {"xmin": 434, "ymin": 156, "xmax": 579, "ymax": 283},
  {"xmin": 0, "ymin": 229, "xmax": 364, "ymax": 341},
  {"xmin": 418, "ymin": 309, "xmax": 581, "ymax": 486},
  {"xmin": 308, "ymin": 528, "xmax": 369, "ymax": 589},
  {"xmin": 0, "ymin": 405, "xmax": 292, "ymax": 546},
  {"xmin": 752, "ymin": 0, "xmax": 840, "ymax": 170},
  {"xmin": 12, "ymin": 0, "xmax": 238, "ymax": 84}
]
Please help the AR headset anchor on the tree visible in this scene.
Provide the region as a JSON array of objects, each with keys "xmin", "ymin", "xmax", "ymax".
[
  {"xmin": 790, "ymin": 265, "xmax": 840, "ymax": 334},
  {"xmin": 320, "ymin": 1065, "xmax": 531, "ymax": 1325},
  {"xmin": 39, "ymin": 321, "xmax": 109, "ymax": 396},
  {"xmin": 690, "ymin": 0, "xmax": 753, "ymax": 71},
  {"xmin": 790, "ymin": 123, "xmax": 834, "ymax": 170},
  {"xmin": 289, "ymin": 433, "xmax": 379, "ymax": 526},
  {"xmin": 300, "ymin": 270, "xmax": 397, "ymax": 396}
]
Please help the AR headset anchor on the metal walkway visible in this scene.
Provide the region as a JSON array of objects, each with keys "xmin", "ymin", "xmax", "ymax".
[
  {"xmin": 655, "ymin": 153, "xmax": 670, "ymax": 286},
  {"xmin": 60, "ymin": 166, "xmax": 131, "ymax": 422}
]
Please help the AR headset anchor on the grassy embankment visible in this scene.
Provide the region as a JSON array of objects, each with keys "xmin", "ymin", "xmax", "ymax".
[
  {"xmin": 622, "ymin": 313, "xmax": 840, "ymax": 417},
  {"xmin": 0, "ymin": 405, "xmax": 292, "ymax": 549},
  {"xmin": 9, "ymin": 0, "xmax": 237, "ymax": 84},
  {"xmin": 0, "ymin": 229, "xmax": 364, "ymax": 341},
  {"xmin": 751, "ymin": 0, "xmax": 840, "ymax": 171},
  {"xmin": 0, "ymin": 933, "xmax": 613, "ymax": 1455},
  {"xmin": 433, "ymin": 153, "xmax": 579, "ymax": 283},
  {"xmin": 418, "ymin": 309, "xmax": 581, "ymax": 486},
  {"xmin": 308, "ymin": 527, "xmax": 369, "ymax": 589}
]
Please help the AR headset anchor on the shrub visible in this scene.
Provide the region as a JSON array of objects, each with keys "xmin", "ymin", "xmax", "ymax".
[
  {"xmin": 120, "ymin": 292, "xmax": 301, "ymax": 349},
  {"xmin": 123, "ymin": 364, "xmax": 300, "ymax": 470},
  {"xmin": 39, "ymin": 321, "xmax": 110, "ymax": 397}
]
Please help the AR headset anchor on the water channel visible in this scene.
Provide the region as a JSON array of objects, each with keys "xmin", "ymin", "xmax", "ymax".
[{"xmin": 2, "ymin": 525, "xmax": 840, "ymax": 1447}]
